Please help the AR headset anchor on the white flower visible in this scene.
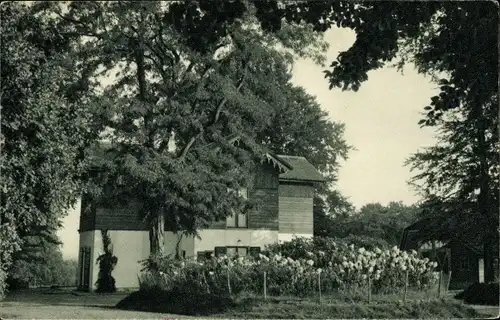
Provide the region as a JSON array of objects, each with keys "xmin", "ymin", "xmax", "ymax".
[
  {"xmin": 306, "ymin": 259, "xmax": 314, "ymax": 266},
  {"xmin": 374, "ymin": 247, "xmax": 382, "ymax": 254},
  {"xmin": 368, "ymin": 266, "xmax": 374, "ymax": 273},
  {"xmin": 209, "ymin": 271, "xmax": 214, "ymax": 276},
  {"xmin": 317, "ymin": 268, "xmax": 323, "ymax": 274},
  {"xmin": 318, "ymin": 250, "xmax": 325, "ymax": 256},
  {"xmin": 306, "ymin": 251, "xmax": 314, "ymax": 257},
  {"xmin": 358, "ymin": 247, "xmax": 366, "ymax": 254},
  {"xmin": 159, "ymin": 271, "xmax": 164, "ymax": 275},
  {"xmin": 342, "ymin": 261, "xmax": 348, "ymax": 268},
  {"xmin": 401, "ymin": 265, "xmax": 407, "ymax": 271}
]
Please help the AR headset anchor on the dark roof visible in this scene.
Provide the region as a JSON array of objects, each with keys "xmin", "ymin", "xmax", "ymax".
[
  {"xmin": 90, "ymin": 140, "xmax": 325, "ymax": 183},
  {"xmin": 277, "ymin": 155, "xmax": 326, "ymax": 183},
  {"xmin": 401, "ymin": 218, "xmax": 483, "ymax": 254}
]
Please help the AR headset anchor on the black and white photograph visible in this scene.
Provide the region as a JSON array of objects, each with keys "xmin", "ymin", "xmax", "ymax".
[{"xmin": 0, "ymin": 0, "xmax": 498, "ymax": 318}]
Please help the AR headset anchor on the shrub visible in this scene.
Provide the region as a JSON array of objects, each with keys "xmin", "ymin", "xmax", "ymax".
[
  {"xmin": 454, "ymin": 282, "xmax": 499, "ymax": 306},
  {"xmin": 116, "ymin": 287, "xmax": 235, "ymax": 315},
  {"xmin": 139, "ymin": 237, "xmax": 438, "ymax": 297},
  {"xmin": 95, "ymin": 230, "xmax": 118, "ymax": 293}
]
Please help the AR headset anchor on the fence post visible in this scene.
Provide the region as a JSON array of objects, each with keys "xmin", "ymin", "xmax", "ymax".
[
  {"xmin": 403, "ymin": 270, "xmax": 409, "ymax": 303},
  {"xmin": 437, "ymin": 270, "xmax": 442, "ymax": 298},
  {"xmin": 367, "ymin": 276, "xmax": 372, "ymax": 304},
  {"xmin": 263, "ymin": 271, "xmax": 267, "ymax": 300},
  {"xmin": 318, "ymin": 271, "xmax": 322, "ymax": 303}
]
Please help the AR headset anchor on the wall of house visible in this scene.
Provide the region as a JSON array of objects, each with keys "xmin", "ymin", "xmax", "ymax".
[
  {"xmin": 94, "ymin": 202, "xmax": 149, "ymax": 231},
  {"xmin": 195, "ymin": 229, "xmax": 278, "ymax": 253},
  {"xmin": 278, "ymin": 233, "xmax": 313, "ymax": 243},
  {"xmin": 78, "ymin": 229, "xmax": 197, "ymax": 290},
  {"xmin": 164, "ymin": 232, "xmax": 196, "ymax": 258},
  {"xmin": 93, "ymin": 230, "xmax": 150, "ymax": 289},
  {"xmin": 79, "ymin": 195, "xmax": 96, "ymax": 232},
  {"xmin": 278, "ymin": 182, "xmax": 314, "ymax": 236},
  {"xmin": 209, "ymin": 161, "xmax": 280, "ymax": 230},
  {"xmin": 77, "ymin": 230, "xmax": 96, "ymax": 291}
]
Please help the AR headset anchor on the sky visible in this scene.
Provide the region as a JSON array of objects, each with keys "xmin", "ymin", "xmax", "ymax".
[{"xmin": 57, "ymin": 27, "xmax": 440, "ymax": 260}]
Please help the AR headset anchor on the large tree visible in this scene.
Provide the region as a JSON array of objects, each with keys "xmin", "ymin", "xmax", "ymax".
[
  {"xmin": 53, "ymin": 1, "xmax": 330, "ymax": 256},
  {"xmin": 407, "ymin": 96, "xmax": 499, "ymax": 279},
  {"xmin": 245, "ymin": 0, "xmax": 498, "ymax": 282},
  {"xmin": 0, "ymin": 2, "xmax": 100, "ymax": 296},
  {"xmin": 315, "ymin": 201, "xmax": 419, "ymax": 247}
]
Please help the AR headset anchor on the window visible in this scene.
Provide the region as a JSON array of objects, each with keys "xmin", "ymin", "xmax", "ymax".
[
  {"xmin": 227, "ymin": 247, "xmax": 248, "ymax": 257},
  {"xmin": 226, "ymin": 187, "xmax": 248, "ymax": 228}
]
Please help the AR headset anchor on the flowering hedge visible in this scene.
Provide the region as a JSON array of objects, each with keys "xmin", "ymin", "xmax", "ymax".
[{"xmin": 139, "ymin": 237, "xmax": 438, "ymax": 297}]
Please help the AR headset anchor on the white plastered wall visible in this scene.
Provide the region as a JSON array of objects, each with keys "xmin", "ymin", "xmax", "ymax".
[
  {"xmin": 77, "ymin": 230, "xmax": 96, "ymax": 291},
  {"xmin": 81, "ymin": 230, "xmax": 195, "ymax": 290},
  {"xmin": 195, "ymin": 229, "xmax": 279, "ymax": 253},
  {"xmin": 277, "ymin": 232, "xmax": 313, "ymax": 243}
]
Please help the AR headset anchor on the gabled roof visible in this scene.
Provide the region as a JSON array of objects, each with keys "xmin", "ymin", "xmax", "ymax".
[
  {"xmin": 277, "ymin": 155, "xmax": 326, "ymax": 183},
  {"xmin": 90, "ymin": 137, "xmax": 325, "ymax": 182},
  {"xmin": 401, "ymin": 218, "xmax": 483, "ymax": 254}
]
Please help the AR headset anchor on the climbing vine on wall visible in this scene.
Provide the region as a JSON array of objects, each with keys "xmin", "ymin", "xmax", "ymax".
[{"xmin": 95, "ymin": 230, "xmax": 118, "ymax": 293}]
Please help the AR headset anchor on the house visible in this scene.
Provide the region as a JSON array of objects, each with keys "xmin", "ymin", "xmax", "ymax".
[
  {"xmin": 400, "ymin": 219, "xmax": 485, "ymax": 290},
  {"xmin": 76, "ymin": 145, "xmax": 325, "ymax": 291}
]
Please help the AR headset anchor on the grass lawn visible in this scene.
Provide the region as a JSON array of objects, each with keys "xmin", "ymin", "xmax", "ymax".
[
  {"xmin": 0, "ymin": 287, "xmax": 497, "ymax": 319},
  {"xmin": 0, "ymin": 288, "xmax": 192, "ymax": 319}
]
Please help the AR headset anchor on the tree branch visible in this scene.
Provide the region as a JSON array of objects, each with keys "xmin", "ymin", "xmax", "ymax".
[{"xmin": 177, "ymin": 63, "xmax": 248, "ymax": 159}]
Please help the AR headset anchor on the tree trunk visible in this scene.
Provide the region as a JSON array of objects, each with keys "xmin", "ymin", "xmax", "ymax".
[
  {"xmin": 474, "ymin": 103, "xmax": 496, "ymax": 282},
  {"xmin": 174, "ymin": 232, "xmax": 183, "ymax": 260},
  {"xmin": 149, "ymin": 207, "xmax": 165, "ymax": 256}
]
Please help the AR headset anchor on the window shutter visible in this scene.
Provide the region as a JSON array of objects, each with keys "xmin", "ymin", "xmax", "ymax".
[
  {"xmin": 214, "ymin": 247, "xmax": 227, "ymax": 257},
  {"xmin": 249, "ymin": 246, "xmax": 261, "ymax": 257}
]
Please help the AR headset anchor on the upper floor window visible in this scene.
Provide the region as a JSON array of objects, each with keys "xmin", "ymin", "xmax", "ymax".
[{"xmin": 226, "ymin": 187, "xmax": 248, "ymax": 228}]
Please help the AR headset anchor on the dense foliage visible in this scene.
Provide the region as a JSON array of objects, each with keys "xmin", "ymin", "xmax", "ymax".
[
  {"xmin": 454, "ymin": 282, "xmax": 500, "ymax": 306},
  {"xmin": 140, "ymin": 237, "xmax": 438, "ymax": 298},
  {"xmin": 0, "ymin": 2, "xmax": 100, "ymax": 297},
  {"xmin": 7, "ymin": 242, "xmax": 77, "ymax": 289},
  {"xmin": 47, "ymin": 1, "xmax": 336, "ymax": 256},
  {"xmin": 314, "ymin": 202, "xmax": 419, "ymax": 247}
]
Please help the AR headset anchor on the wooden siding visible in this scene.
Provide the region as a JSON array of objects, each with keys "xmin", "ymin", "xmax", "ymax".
[
  {"xmin": 83, "ymin": 162, "xmax": 281, "ymax": 232},
  {"xmin": 279, "ymin": 183, "xmax": 314, "ymax": 198},
  {"xmin": 279, "ymin": 196, "xmax": 313, "ymax": 234},
  {"xmin": 79, "ymin": 195, "xmax": 96, "ymax": 232},
  {"xmin": 278, "ymin": 182, "xmax": 314, "ymax": 234},
  {"xmin": 208, "ymin": 162, "xmax": 280, "ymax": 230},
  {"xmin": 248, "ymin": 188, "xmax": 279, "ymax": 229}
]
